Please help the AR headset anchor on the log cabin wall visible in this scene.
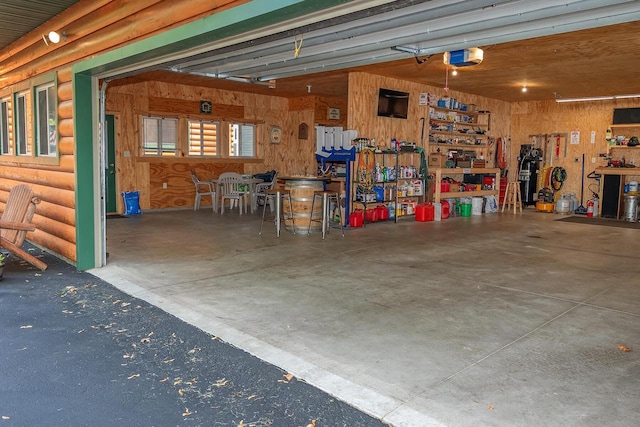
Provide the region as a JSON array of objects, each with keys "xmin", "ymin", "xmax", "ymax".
[
  {"xmin": 347, "ymin": 72, "xmax": 511, "ymax": 159},
  {"xmin": 510, "ymin": 99, "xmax": 640, "ymax": 198},
  {"xmin": 0, "ymin": 66, "xmax": 77, "ymax": 262}
]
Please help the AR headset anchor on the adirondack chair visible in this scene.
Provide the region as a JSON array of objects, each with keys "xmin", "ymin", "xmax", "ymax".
[{"xmin": 0, "ymin": 184, "xmax": 48, "ymax": 271}]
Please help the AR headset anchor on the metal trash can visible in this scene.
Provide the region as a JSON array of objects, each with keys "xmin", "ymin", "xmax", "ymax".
[{"xmin": 622, "ymin": 195, "xmax": 639, "ymax": 222}]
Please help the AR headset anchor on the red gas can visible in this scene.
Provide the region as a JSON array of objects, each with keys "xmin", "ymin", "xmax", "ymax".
[
  {"xmin": 375, "ymin": 205, "xmax": 389, "ymax": 221},
  {"xmin": 415, "ymin": 203, "xmax": 435, "ymax": 222},
  {"xmin": 365, "ymin": 208, "xmax": 379, "ymax": 223},
  {"xmin": 349, "ymin": 209, "xmax": 364, "ymax": 227},
  {"xmin": 441, "ymin": 200, "xmax": 450, "ymax": 219}
]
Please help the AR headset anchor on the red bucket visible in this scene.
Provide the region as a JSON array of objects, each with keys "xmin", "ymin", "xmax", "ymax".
[{"xmin": 415, "ymin": 203, "xmax": 435, "ymax": 222}]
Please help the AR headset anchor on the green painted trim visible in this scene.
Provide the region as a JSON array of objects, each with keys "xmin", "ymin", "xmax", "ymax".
[
  {"xmin": 73, "ymin": 0, "xmax": 350, "ymax": 75},
  {"xmin": 73, "ymin": 72, "xmax": 96, "ymax": 271}
]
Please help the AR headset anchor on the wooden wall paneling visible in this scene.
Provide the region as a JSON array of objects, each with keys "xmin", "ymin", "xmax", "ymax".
[
  {"xmin": 147, "ymin": 97, "xmax": 245, "ymax": 118},
  {"xmin": 146, "ymin": 160, "xmax": 243, "ymax": 209},
  {"xmin": 316, "ymin": 96, "xmax": 348, "ymax": 128},
  {"xmin": 509, "ymin": 99, "xmax": 640, "ymax": 198},
  {"xmin": 135, "ymin": 162, "xmax": 151, "ymax": 209},
  {"xmin": 347, "ymin": 72, "xmax": 511, "ymax": 161},
  {"xmin": 284, "ymin": 109, "xmax": 316, "ymax": 176},
  {"xmin": 149, "ymin": 162, "xmax": 189, "ymax": 209}
]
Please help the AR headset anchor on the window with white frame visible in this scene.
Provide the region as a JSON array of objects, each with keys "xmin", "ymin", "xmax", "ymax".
[
  {"xmin": 142, "ymin": 116, "xmax": 178, "ymax": 156},
  {"xmin": 0, "ymin": 98, "xmax": 9, "ymax": 155},
  {"xmin": 35, "ymin": 83, "xmax": 57, "ymax": 156},
  {"xmin": 188, "ymin": 119, "xmax": 218, "ymax": 156},
  {"xmin": 229, "ymin": 122, "xmax": 256, "ymax": 157},
  {"xmin": 15, "ymin": 91, "xmax": 31, "ymax": 156}
]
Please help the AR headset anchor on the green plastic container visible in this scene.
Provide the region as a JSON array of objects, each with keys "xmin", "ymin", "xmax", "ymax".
[{"xmin": 460, "ymin": 203, "xmax": 472, "ymax": 217}]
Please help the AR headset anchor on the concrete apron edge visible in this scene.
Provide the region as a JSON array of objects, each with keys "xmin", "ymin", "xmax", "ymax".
[{"xmin": 88, "ymin": 267, "xmax": 447, "ymax": 427}]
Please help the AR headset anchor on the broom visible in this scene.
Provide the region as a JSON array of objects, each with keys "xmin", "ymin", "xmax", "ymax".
[{"xmin": 575, "ymin": 153, "xmax": 588, "ymax": 214}]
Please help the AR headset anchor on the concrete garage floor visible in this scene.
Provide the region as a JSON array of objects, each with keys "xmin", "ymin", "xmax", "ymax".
[{"xmin": 92, "ymin": 209, "xmax": 640, "ymax": 426}]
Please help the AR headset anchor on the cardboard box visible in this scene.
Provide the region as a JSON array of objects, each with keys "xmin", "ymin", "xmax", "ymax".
[{"xmin": 428, "ymin": 153, "xmax": 446, "ymax": 168}]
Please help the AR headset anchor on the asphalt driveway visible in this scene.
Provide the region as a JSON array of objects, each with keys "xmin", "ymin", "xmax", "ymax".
[{"xmin": 0, "ymin": 247, "xmax": 385, "ymax": 427}]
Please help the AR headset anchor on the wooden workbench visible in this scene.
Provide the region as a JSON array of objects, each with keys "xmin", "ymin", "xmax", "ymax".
[{"xmin": 596, "ymin": 167, "xmax": 640, "ymax": 217}]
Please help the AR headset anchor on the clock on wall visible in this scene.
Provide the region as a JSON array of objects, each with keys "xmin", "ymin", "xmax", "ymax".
[{"xmin": 270, "ymin": 126, "xmax": 282, "ymax": 144}]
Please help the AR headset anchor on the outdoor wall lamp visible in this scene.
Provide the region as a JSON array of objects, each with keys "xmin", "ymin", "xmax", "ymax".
[{"xmin": 42, "ymin": 31, "xmax": 66, "ymax": 46}]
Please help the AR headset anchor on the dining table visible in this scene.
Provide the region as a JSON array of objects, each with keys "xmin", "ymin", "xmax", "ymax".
[{"xmin": 210, "ymin": 175, "xmax": 264, "ymax": 214}]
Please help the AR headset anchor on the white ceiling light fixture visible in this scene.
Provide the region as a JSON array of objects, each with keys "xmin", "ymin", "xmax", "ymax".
[
  {"xmin": 555, "ymin": 94, "xmax": 640, "ymax": 103},
  {"xmin": 522, "ymin": 85, "xmax": 527, "ymax": 93}
]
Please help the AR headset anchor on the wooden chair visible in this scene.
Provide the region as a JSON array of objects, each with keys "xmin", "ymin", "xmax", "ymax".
[{"xmin": 0, "ymin": 184, "xmax": 48, "ymax": 270}]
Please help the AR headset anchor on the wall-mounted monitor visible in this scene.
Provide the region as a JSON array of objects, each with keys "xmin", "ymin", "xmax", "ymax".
[{"xmin": 377, "ymin": 88, "xmax": 409, "ymax": 119}]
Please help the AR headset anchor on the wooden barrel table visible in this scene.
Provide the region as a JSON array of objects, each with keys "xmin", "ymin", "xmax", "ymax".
[{"xmin": 279, "ymin": 176, "xmax": 330, "ymax": 234}]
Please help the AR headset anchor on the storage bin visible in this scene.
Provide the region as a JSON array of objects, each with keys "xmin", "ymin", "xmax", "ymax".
[
  {"xmin": 471, "ymin": 197, "xmax": 484, "ymax": 215},
  {"xmin": 428, "ymin": 154, "xmax": 446, "ymax": 168}
]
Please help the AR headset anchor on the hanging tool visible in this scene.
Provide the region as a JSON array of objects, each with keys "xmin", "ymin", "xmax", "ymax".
[
  {"xmin": 575, "ymin": 154, "xmax": 588, "ymax": 214},
  {"xmin": 496, "ymin": 136, "xmax": 507, "ymax": 173}
]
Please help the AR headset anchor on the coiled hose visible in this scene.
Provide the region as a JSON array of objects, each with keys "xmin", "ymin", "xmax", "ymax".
[{"xmin": 550, "ymin": 167, "xmax": 567, "ymax": 192}]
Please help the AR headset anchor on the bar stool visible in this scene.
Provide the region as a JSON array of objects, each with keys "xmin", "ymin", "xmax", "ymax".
[
  {"xmin": 501, "ymin": 181, "xmax": 523, "ymax": 214},
  {"xmin": 307, "ymin": 190, "xmax": 344, "ymax": 239},
  {"xmin": 259, "ymin": 189, "xmax": 295, "ymax": 237}
]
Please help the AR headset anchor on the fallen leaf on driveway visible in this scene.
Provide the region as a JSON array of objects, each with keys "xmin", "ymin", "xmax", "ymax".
[
  {"xmin": 127, "ymin": 374, "xmax": 140, "ymax": 380},
  {"xmin": 213, "ymin": 378, "xmax": 228, "ymax": 387},
  {"xmin": 182, "ymin": 408, "xmax": 192, "ymax": 417},
  {"xmin": 20, "ymin": 325, "xmax": 32, "ymax": 329},
  {"xmin": 618, "ymin": 345, "xmax": 632, "ymax": 352},
  {"xmin": 279, "ymin": 373, "xmax": 294, "ymax": 383}
]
